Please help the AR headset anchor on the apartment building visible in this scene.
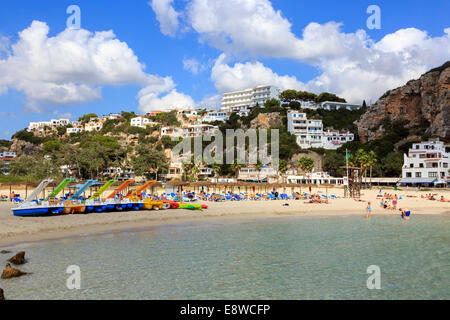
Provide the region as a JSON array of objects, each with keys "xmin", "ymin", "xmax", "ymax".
[
  {"xmin": 287, "ymin": 111, "xmax": 324, "ymax": 149},
  {"xmin": 287, "ymin": 111, "xmax": 354, "ymax": 149},
  {"xmin": 400, "ymin": 139, "xmax": 450, "ymax": 186},
  {"xmin": 221, "ymin": 85, "xmax": 280, "ymax": 112}
]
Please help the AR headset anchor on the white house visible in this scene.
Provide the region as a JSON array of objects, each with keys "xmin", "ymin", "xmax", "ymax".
[
  {"xmin": 84, "ymin": 119, "xmax": 104, "ymax": 132},
  {"xmin": 399, "ymin": 139, "xmax": 450, "ymax": 186},
  {"xmin": 320, "ymin": 101, "xmax": 362, "ymax": 111},
  {"xmin": 321, "ymin": 130, "xmax": 354, "ymax": 149},
  {"xmin": 102, "ymin": 113, "xmax": 121, "ymax": 120},
  {"xmin": 161, "ymin": 127, "xmax": 184, "ymax": 137},
  {"xmin": 221, "ymin": 85, "xmax": 280, "ymax": 113},
  {"xmin": 0, "ymin": 152, "xmax": 16, "ymax": 158},
  {"xmin": 202, "ymin": 111, "xmax": 229, "ymax": 122},
  {"xmin": 51, "ymin": 119, "xmax": 70, "ymax": 127},
  {"xmin": 177, "ymin": 109, "xmax": 198, "ymax": 117},
  {"xmin": 66, "ymin": 127, "xmax": 83, "ymax": 134},
  {"xmin": 130, "ymin": 116, "xmax": 156, "ymax": 128}
]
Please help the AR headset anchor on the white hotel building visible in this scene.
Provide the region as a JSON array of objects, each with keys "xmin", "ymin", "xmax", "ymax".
[
  {"xmin": 400, "ymin": 139, "xmax": 450, "ymax": 186},
  {"xmin": 287, "ymin": 111, "xmax": 354, "ymax": 149},
  {"xmin": 221, "ymin": 85, "xmax": 280, "ymax": 114}
]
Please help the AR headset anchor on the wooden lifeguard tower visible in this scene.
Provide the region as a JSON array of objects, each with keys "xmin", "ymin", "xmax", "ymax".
[{"xmin": 341, "ymin": 166, "xmax": 362, "ymax": 198}]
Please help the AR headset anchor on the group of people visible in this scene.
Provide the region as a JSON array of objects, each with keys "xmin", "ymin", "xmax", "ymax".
[
  {"xmin": 304, "ymin": 193, "xmax": 328, "ymax": 204},
  {"xmin": 379, "ymin": 193, "xmax": 399, "ymax": 210},
  {"xmin": 420, "ymin": 193, "xmax": 448, "ymax": 202}
]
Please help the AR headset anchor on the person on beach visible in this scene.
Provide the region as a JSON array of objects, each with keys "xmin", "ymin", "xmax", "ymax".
[
  {"xmin": 400, "ymin": 208, "xmax": 411, "ymax": 220},
  {"xmin": 366, "ymin": 202, "xmax": 372, "ymax": 218},
  {"xmin": 10, "ymin": 191, "xmax": 15, "ymax": 201},
  {"xmin": 393, "ymin": 195, "xmax": 398, "ymax": 210}
]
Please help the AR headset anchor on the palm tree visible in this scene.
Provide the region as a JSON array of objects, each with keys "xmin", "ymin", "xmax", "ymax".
[
  {"xmin": 182, "ymin": 158, "xmax": 194, "ymax": 182},
  {"xmin": 367, "ymin": 151, "xmax": 377, "ymax": 188},
  {"xmin": 211, "ymin": 162, "xmax": 221, "ymax": 179},
  {"xmin": 231, "ymin": 159, "xmax": 242, "ymax": 179},
  {"xmin": 278, "ymin": 159, "xmax": 288, "ymax": 183},
  {"xmin": 255, "ymin": 159, "xmax": 264, "ymax": 182},
  {"xmin": 355, "ymin": 149, "xmax": 370, "ymax": 184}
]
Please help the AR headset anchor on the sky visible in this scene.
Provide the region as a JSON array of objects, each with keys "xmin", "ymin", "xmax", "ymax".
[{"xmin": 0, "ymin": 0, "xmax": 449, "ymax": 139}]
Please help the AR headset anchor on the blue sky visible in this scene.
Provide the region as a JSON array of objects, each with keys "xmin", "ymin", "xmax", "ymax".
[{"xmin": 0, "ymin": 0, "xmax": 449, "ymax": 139}]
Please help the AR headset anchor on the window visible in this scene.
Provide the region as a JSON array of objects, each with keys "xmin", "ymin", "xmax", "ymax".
[
  {"xmin": 409, "ymin": 163, "xmax": 414, "ymax": 168},
  {"xmin": 444, "ymin": 163, "xmax": 448, "ymax": 168},
  {"xmin": 415, "ymin": 172, "xmax": 421, "ymax": 178},
  {"xmin": 429, "ymin": 172, "xmax": 437, "ymax": 178},
  {"xmin": 419, "ymin": 163, "xmax": 424, "ymax": 168},
  {"xmin": 406, "ymin": 172, "xmax": 412, "ymax": 178}
]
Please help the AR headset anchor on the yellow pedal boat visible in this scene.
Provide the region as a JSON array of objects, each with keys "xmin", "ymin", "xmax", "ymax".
[{"xmin": 143, "ymin": 198, "xmax": 164, "ymax": 210}]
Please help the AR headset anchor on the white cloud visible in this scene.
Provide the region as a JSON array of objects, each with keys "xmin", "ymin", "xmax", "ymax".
[
  {"xmin": 138, "ymin": 88, "xmax": 194, "ymax": 112},
  {"xmin": 149, "ymin": 0, "xmax": 180, "ymax": 37},
  {"xmin": 0, "ymin": 20, "xmax": 194, "ymax": 112},
  {"xmin": 183, "ymin": 57, "xmax": 201, "ymax": 74},
  {"xmin": 196, "ymin": 94, "xmax": 222, "ymax": 109},
  {"xmin": 211, "ymin": 53, "xmax": 306, "ymax": 93},
  {"xmin": 154, "ymin": 0, "xmax": 450, "ymax": 103}
]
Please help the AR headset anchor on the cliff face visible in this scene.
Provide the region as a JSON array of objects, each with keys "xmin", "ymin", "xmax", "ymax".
[
  {"xmin": 356, "ymin": 61, "xmax": 450, "ymax": 142},
  {"xmin": 9, "ymin": 138, "xmax": 41, "ymax": 156},
  {"xmin": 250, "ymin": 112, "xmax": 283, "ymax": 129}
]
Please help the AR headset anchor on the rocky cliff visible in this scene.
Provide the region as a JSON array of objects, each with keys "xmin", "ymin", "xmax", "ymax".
[
  {"xmin": 356, "ymin": 61, "xmax": 450, "ymax": 142},
  {"xmin": 250, "ymin": 112, "xmax": 284, "ymax": 129}
]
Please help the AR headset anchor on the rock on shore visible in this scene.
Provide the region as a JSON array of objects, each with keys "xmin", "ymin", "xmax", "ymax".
[
  {"xmin": 1, "ymin": 263, "xmax": 28, "ymax": 279},
  {"xmin": 8, "ymin": 251, "xmax": 26, "ymax": 265}
]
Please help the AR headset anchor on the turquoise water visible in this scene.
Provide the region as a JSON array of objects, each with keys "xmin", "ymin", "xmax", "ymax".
[{"xmin": 1, "ymin": 215, "xmax": 449, "ymax": 300}]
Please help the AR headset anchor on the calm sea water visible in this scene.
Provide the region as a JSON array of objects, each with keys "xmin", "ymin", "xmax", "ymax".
[{"xmin": 1, "ymin": 215, "xmax": 449, "ymax": 300}]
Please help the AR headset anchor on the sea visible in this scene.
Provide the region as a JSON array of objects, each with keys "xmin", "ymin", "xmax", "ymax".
[{"xmin": 1, "ymin": 214, "xmax": 449, "ymax": 299}]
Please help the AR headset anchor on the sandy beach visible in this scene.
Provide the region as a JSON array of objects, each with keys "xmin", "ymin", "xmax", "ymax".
[{"xmin": 0, "ymin": 187, "xmax": 449, "ymax": 247}]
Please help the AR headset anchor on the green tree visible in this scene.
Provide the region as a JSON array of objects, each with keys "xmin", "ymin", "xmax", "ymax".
[
  {"xmin": 131, "ymin": 147, "xmax": 168, "ymax": 180},
  {"xmin": 279, "ymin": 89, "xmax": 298, "ymax": 102},
  {"xmin": 78, "ymin": 113, "xmax": 98, "ymax": 123},
  {"xmin": 278, "ymin": 159, "xmax": 288, "ymax": 183},
  {"xmin": 211, "ymin": 162, "xmax": 221, "ymax": 178},
  {"xmin": 298, "ymin": 157, "xmax": 314, "ymax": 176},
  {"xmin": 367, "ymin": 150, "xmax": 377, "ymax": 188},
  {"xmin": 231, "ymin": 159, "xmax": 243, "ymax": 179}
]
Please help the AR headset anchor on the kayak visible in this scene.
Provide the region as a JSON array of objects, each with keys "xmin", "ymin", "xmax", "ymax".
[
  {"xmin": 161, "ymin": 200, "xmax": 180, "ymax": 209},
  {"xmin": 179, "ymin": 203, "xmax": 203, "ymax": 210}
]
